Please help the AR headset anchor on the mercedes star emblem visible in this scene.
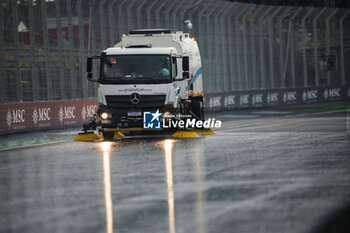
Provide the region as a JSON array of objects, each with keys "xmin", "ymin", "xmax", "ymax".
[{"xmin": 130, "ymin": 93, "xmax": 141, "ymax": 104}]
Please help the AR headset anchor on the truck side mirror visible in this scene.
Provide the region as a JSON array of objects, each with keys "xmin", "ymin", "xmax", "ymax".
[
  {"xmin": 86, "ymin": 56, "xmax": 100, "ymax": 82},
  {"xmin": 183, "ymin": 71, "xmax": 189, "ymax": 79},
  {"xmin": 182, "ymin": 56, "xmax": 190, "ymax": 80},
  {"xmin": 182, "ymin": 56, "xmax": 189, "ymax": 71},
  {"xmin": 87, "ymin": 57, "xmax": 92, "ymax": 73}
]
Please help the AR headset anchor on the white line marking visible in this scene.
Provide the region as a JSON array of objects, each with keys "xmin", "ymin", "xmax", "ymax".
[
  {"xmin": 0, "ymin": 140, "xmax": 71, "ymax": 152},
  {"xmin": 346, "ymin": 106, "xmax": 350, "ymax": 134}
]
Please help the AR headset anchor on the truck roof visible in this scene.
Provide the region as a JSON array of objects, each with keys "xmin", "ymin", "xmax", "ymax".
[
  {"xmin": 104, "ymin": 47, "xmax": 177, "ymax": 55},
  {"xmin": 129, "ymin": 29, "xmax": 172, "ymax": 35},
  {"xmin": 109, "ymin": 29, "xmax": 194, "ymax": 55}
]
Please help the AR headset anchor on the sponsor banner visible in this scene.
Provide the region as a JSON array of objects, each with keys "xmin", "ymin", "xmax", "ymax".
[
  {"xmin": 204, "ymin": 85, "xmax": 350, "ymax": 110},
  {"xmin": 301, "ymin": 88, "xmax": 319, "ymax": 104},
  {"xmin": 251, "ymin": 93, "xmax": 264, "ymax": 107},
  {"xmin": 321, "ymin": 86, "xmax": 345, "ymax": 102},
  {"xmin": 224, "ymin": 94, "xmax": 237, "ymax": 109},
  {"xmin": 0, "ymin": 99, "xmax": 98, "ymax": 135},
  {"xmin": 205, "ymin": 94, "xmax": 223, "ymax": 110},
  {"xmin": 282, "ymin": 90, "xmax": 298, "ymax": 105},
  {"xmin": 238, "ymin": 93, "xmax": 250, "ymax": 108},
  {"xmin": 266, "ymin": 91, "xmax": 281, "ymax": 106}
]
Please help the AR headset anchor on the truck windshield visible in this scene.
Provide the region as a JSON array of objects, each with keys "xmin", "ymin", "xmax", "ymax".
[{"xmin": 101, "ymin": 55, "xmax": 172, "ymax": 84}]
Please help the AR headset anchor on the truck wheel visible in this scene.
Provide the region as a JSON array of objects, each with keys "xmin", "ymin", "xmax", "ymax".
[
  {"xmin": 198, "ymin": 101, "xmax": 205, "ymax": 120},
  {"xmin": 192, "ymin": 101, "xmax": 204, "ymax": 120}
]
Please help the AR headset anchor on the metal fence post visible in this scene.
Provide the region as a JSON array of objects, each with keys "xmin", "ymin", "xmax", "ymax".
[
  {"xmin": 67, "ymin": 0, "xmax": 77, "ymax": 99},
  {"xmin": 108, "ymin": 0, "xmax": 118, "ymax": 46},
  {"xmin": 339, "ymin": 11, "xmax": 349, "ymax": 85},
  {"xmin": 249, "ymin": 6, "xmax": 263, "ymax": 89},
  {"xmin": 268, "ymin": 7, "xmax": 282, "ymax": 89},
  {"xmin": 78, "ymin": 0, "xmax": 87, "ymax": 98},
  {"xmin": 325, "ymin": 9, "xmax": 338, "ymax": 85},
  {"xmin": 0, "ymin": 0, "xmax": 4, "ymax": 103},
  {"xmin": 197, "ymin": 1, "xmax": 214, "ymax": 92},
  {"xmin": 220, "ymin": 4, "xmax": 236, "ymax": 91},
  {"xmin": 242, "ymin": 5, "xmax": 256, "ymax": 90},
  {"xmin": 172, "ymin": 0, "xmax": 187, "ymax": 30},
  {"xmin": 301, "ymin": 8, "xmax": 313, "ymax": 87},
  {"xmin": 313, "ymin": 8, "xmax": 326, "ymax": 86},
  {"xmin": 107, "ymin": 0, "xmax": 118, "ymax": 47},
  {"xmin": 55, "ymin": 0, "xmax": 65, "ymax": 99},
  {"xmin": 197, "ymin": 2, "xmax": 210, "ymax": 45},
  {"xmin": 289, "ymin": 8, "xmax": 302, "ymax": 88},
  {"xmin": 117, "ymin": 0, "xmax": 128, "ymax": 38},
  {"xmin": 88, "ymin": 1, "xmax": 97, "ymax": 97},
  {"xmin": 136, "ymin": 0, "xmax": 149, "ymax": 29},
  {"xmin": 88, "ymin": 1, "xmax": 95, "ymax": 55},
  {"xmin": 226, "ymin": 4, "xmax": 238, "ymax": 91},
  {"xmin": 258, "ymin": 6, "xmax": 273, "ymax": 89},
  {"xmin": 213, "ymin": 5, "xmax": 227, "ymax": 92},
  {"xmin": 41, "ymin": 0, "xmax": 52, "ymax": 100},
  {"xmin": 12, "ymin": 0, "xmax": 22, "ymax": 101},
  {"xmin": 278, "ymin": 7, "xmax": 290, "ymax": 88},
  {"xmin": 99, "ymin": 0, "xmax": 107, "ymax": 50},
  {"xmin": 155, "ymin": 0, "xmax": 169, "ymax": 29},
  {"xmin": 165, "ymin": 1, "xmax": 179, "ymax": 29},
  {"xmin": 206, "ymin": 2, "xmax": 220, "ymax": 92},
  {"xmin": 234, "ymin": 4, "xmax": 249, "ymax": 90},
  {"xmin": 126, "ymin": 0, "xmax": 140, "ymax": 32},
  {"xmin": 146, "ymin": 0, "xmax": 159, "ymax": 28}
]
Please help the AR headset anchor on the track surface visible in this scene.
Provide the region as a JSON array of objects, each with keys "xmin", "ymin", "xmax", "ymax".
[{"xmin": 1, "ymin": 104, "xmax": 350, "ymax": 233}]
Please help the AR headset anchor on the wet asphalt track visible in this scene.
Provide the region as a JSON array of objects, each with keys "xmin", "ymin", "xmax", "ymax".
[{"xmin": 0, "ymin": 105, "xmax": 350, "ymax": 233}]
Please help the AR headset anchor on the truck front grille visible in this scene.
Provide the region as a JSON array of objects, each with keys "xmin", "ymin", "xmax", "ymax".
[{"xmin": 105, "ymin": 95, "xmax": 166, "ymax": 109}]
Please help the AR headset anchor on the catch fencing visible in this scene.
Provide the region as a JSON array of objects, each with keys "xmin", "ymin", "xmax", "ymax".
[{"xmin": 0, "ymin": 0, "xmax": 350, "ymax": 104}]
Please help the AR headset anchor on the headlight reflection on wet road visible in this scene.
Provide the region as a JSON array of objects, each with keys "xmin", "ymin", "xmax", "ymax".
[
  {"xmin": 100, "ymin": 142, "xmax": 114, "ymax": 233},
  {"xmin": 99, "ymin": 139, "xmax": 205, "ymax": 233},
  {"xmin": 193, "ymin": 150, "xmax": 205, "ymax": 233},
  {"xmin": 163, "ymin": 139, "xmax": 175, "ymax": 233}
]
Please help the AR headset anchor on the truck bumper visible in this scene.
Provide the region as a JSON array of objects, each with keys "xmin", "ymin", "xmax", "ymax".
[{"xmin": 97, "ymin": 104, "xmax": 175, "ymax": 128}]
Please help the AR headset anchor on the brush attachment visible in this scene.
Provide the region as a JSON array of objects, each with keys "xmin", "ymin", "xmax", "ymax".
[
  {"xmin": 74, "ymin": 132, "xmax": 103, "ymax": 141},
  {"xmin": 113, "ymin": 132, "xmax": 125, "ymax": 138},
  {"xmin": 172, "ymin": 130, "xmax": 199, "ymax": 138}
]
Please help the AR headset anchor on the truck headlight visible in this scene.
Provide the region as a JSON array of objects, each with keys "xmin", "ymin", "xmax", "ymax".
[{"xmin": 100, "ymin": 112, "xmax": 110, "ymax": 120}]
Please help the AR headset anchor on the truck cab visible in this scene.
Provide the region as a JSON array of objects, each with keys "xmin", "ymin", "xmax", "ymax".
[{"xmin": 85, "ymin": 29, "xmax": 204, "ymax": 132}]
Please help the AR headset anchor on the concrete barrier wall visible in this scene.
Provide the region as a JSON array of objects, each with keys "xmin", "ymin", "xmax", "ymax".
[
  {"xmin": 204, "ymin": 85, "xmax": 350, "ymax": 110},
  {"xmin": 0, "ymin": 99, "xmax": 98, "ymax": 135}
]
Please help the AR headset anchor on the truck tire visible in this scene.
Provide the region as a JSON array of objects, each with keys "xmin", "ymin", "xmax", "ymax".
[
  {"xmin": 198, "ymin": 101, "xmax": 205, "ymax": 120},
  {"xmin": 192, "ymin": 101, "xmax": 204, "ymax": 120}
]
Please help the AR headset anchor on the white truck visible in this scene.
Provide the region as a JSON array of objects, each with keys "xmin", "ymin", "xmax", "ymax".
[{"xmin": 83, "ymin": 29, "xmax": 204, "ymax": 138}]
